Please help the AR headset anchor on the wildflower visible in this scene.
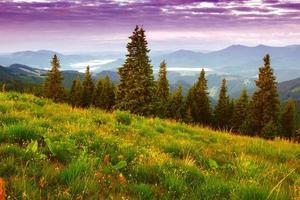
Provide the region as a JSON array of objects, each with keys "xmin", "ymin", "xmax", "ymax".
[
  {"xmin": 104, "ymin": 155, "xmax": 110, "ymax": 165},
  {"xmin": 38, "ymin": 177, "xmax": 46, "ymax": 188},
  {"xmin": 95, "ymin": 172, "xmax": 102, "ymax": 178},
  {"xmin": 118, "ymin": 173, "xmax": 126, "ymax": 184},
  {"xmin": 0, "ymin": 178, "xmax": 5, "ymax": 200}
]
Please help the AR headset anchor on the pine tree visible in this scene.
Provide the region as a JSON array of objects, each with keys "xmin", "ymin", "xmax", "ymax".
[
  {"xmin": 44, "ymin": 54, "xmax": 65, "ymax": 102},
  {"xmin": 93, "ymin": 76, "xmax": 115, "ymax": 110},
  {"xmin": 157, "ymin": 60, "xmax": 169, "ymax": 100},
  {"xmin": 81, "ymin": 66, "xmax": 94, "ymax": 108},
  {"xmin": 295, "ymin": 128, "xmax": 300, "ymax": 143},
  {"xmin": 214, "ymin": 79, "xmax": 231, "ymax": 129},
  {"xmin": 93, "ymin": 78, "xmax": 104, "ymax": 108},
  {"xmin": 228, "ymin": 99, "xmax": 235, "ymax": 128},
  {"xmin": 69, "ymin": 76, "xmax": 82, "ymax": 108},
  {"xmin": 250, "ymin": 54, "xmax": 280, "ymax": 137},
  {"xmin": 231, "ymin": 89, "xmax": 249, "ymax": 133},
  {"xmin": 281, "ymin": 99, "xmax": 296, "ymax": 140},
  {"xmin": 166, "ymin": 84, "xmax": 186, "ymax": 121},
  {"xmin": 117, "ymin": 26, "xmax": 156, "ymax": 115},
  {"xmin": 186, "ymin": 69, "xmax": 212, "ymax": 125},
  {"xmin": 156, "ymin": 60, "xmax": 169, "ymax": 117}
]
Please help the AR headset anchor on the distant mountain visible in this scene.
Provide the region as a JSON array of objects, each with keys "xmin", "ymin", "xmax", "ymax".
[
  {"xmin": 278, "ymin": 77, "xmax": 300, "ymax": 101},
  {"xmin": 0, "ymin": 64, "xmax": 85, "ymax": 88},
  {"xmin": 0, "ymin": 50, "xmax": 104, "ymax": 70},
  {"xmin": 2, "ymin": 45, "xmax": 300, "ymax": 81},
  {"xmin": 152, "ymin": 45, "xmax": 300, "ymax": 80}
]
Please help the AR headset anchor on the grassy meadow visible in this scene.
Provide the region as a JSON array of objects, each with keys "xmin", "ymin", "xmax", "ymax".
[{"xmin": 0, "ymin": 92, "xmax": 299, "ymax": 199}]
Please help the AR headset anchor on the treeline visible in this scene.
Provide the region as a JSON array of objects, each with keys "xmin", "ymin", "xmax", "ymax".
[
  {"xmin": 42, "ymin": 26, "xmax": 299, "ymax": 142},
  {"xmin": 0, "ymin": 80, "xmax": 43, "ymax": 96}
]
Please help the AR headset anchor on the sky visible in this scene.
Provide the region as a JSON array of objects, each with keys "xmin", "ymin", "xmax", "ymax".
[{"xmin": 1, "ymin": 0, "xmax": 300, "ymax": 53}]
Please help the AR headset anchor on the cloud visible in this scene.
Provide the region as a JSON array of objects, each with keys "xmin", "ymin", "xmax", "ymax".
[{"xmin": 0, "ymin": 0, "xmax": 300, "ymax": 52}]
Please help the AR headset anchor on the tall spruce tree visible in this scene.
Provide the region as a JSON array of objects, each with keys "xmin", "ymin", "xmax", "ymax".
[
  {"xmin": 69, "ymin": 76, "xmax": 82, "ymax": 108},
  {"xmin": 214, "ymin": 79, "xmax": 231, "ymax": 129},
  {"xmin": 281, "ymin": 99, "xmax": 296, "ymax": 140},
  {"xmin": 157, "ymin": 60, "xmax": 169, "ymax": 117},
  {"xmin": 231, "ymin": 89, "xmax": 249, "ymax": 133},
  {"xmin": 93, "ymin": 76, "xmax": 115, "ymax": 110},
  {"xmin": 250, "ymin": 54, "xmax": 280, "ymax": 137},
  {"xmin": 117, "ymin": 26, "xmax": 156, "ymax": 115},
  {"xmin": 186, "ymin": 69, "xmax": 212, "ymax": 125},
  {"xmin": 166, "ymin": 84, "xmax": 186, "ymax": 121},
  {"xmin": 44, "ymin": 54, "xmax": 65, "ymax": 102},
  {"xmin": 81, "ymin": 66, "xmax": 94, "ymax": 108}
]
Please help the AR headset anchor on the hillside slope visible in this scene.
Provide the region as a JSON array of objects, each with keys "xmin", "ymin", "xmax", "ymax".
[
  {"xmin": 278, "ymin": 77, "xmax": 300, "ymax": 101},
  {"xmin": 0, "ymin": 92, "xmax": 299, "ymax": 199}
]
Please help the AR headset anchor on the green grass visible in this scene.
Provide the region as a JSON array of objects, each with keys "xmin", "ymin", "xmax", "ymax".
[{"xmin": 0, "ymin": 92, "xmax": 299, "ymax": 199}]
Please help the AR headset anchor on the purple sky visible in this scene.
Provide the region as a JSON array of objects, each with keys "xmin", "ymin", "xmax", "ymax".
[{"xmin": 1, "ymin": 0, "xmax": 300, "ymax": 53}]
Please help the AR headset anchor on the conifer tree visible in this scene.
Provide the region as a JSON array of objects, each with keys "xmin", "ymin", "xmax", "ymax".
[
  {"xmin": 157, "ymin": 60, "xmax": 169, "ymax": 100},
  {"xmin": 186, "ymin": 69, "xmax": 212, "ymax": 125},
  {"xmin": 93, "ymin": 78, "xmax": 104, "ymax": 108},
  {"xmin": 69, "ymin": 76, "xmax": 82, "ymax": 108},
  {"xmin": 93, "ymin": 76, "xmax": 115, "ymax": 110},
  {"xmin": 81, "ymin": 66, "xmax": 94, "ymax": 108},
  {"xmin": 214, "ymin": 79, "xmax": 231, "ymax": 129},
  {"xmin": 228, "ymin": 99, "xmax": 235, "ymax": 128},
  {"xmin": 250, "ymin": 54, "xmax": 280, "ymax": 137},
  {"xmin": 117, "ymin": 26, "xmax": 156, "ymax": 115},
  {"xmin": 156, "ymin": 60, "xmax": 169, "ymax": 117},
  {"xmin": 44, "ymin": 54, "xmax": 65, "ymax": 102},
  {"xmin": 166, "ymin": 84, "xmax": 185, "ymax": 121},
  {"xmin": 295, "ymin": 128, "xmax": 300, "ymax": 143},
  {"xmin": 281, "ymin": 99, "xmax": 296, "ymax": 140},
  {"xmin": 231, "ymin": 89, "xmax": 249, "ymax": 133}
]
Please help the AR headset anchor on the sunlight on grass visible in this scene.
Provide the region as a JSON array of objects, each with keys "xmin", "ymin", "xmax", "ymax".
[{"xmin": 0, "ymin": 92, "xmax": 299, "ymax": 199}]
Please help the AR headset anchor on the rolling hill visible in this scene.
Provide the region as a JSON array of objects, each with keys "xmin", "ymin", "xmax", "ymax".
[
  {"xmin": 0, "ymin": 64, "xmax": 83, "ymax": 88},
  {"xmin": 1, "ymin": 62, "xmax": 299, "ymax": 101},
  {"xmin": 278, "ymin": 77, "xmax": 300, "ymax": 101},
  {"xmin": 0, "ymin": 64, "xmax": 256, "ymax": 99},
  {"xmin": 0, "ymin": 92, "xmax": 299, "ymax": 199}
]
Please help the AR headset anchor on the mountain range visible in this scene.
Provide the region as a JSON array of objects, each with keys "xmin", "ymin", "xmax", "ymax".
[
  {"xmin": 0, "ymin": 44, "xmax": 299, "ymax": 100},
  {"xmin": 1, "ymin": 44, "xmax": 299, "ymax": 82}
]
